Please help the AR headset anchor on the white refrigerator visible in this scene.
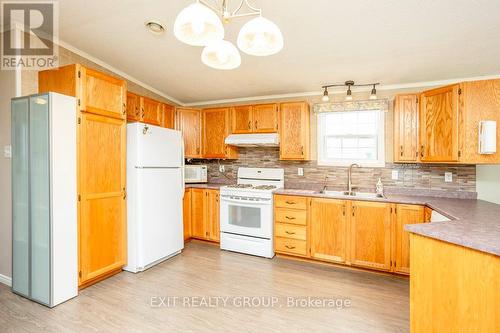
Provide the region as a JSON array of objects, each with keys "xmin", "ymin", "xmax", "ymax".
[{"xmin": 125, "ymin": 123, "xmax": 185, "ymax": 273}]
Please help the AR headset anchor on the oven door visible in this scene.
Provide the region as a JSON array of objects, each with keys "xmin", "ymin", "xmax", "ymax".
[{"xmin": 220, "ymin": 196, "xmax": 273, "ymax": 239}]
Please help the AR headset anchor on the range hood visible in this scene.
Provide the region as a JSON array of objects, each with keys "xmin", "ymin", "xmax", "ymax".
[{"xmin": 225, "ymin": 133, "xmax": 280, "ymax": 147}]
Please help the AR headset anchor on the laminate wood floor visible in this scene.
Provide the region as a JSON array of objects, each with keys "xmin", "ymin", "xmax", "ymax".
[{"xmin": 0, "ymin": 241, "xmax": 409, "ymax": 333}]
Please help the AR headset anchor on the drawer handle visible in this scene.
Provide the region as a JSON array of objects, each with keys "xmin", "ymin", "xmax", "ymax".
[
  {"xmin": 285, "ymin": 201, "xmax": 296, "ymax": 204},
  {"xmin": 285, "ymin": 216, "xmax": 296, "ymax": 220},
  {"xmin": 285, "ymin": 231, "xmax": 296, "ymax": 235},
  {"xmin": 285, "ymin": 245, "xmax": 296, "ymax": 249}
]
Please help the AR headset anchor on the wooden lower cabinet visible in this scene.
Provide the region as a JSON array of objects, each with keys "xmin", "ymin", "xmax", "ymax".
[
  {"xmin": 392, "ymin": 204, "xmax": 425, "ymax": 274},
  {"xmin": 310, "ymin": 198, "xmax": 348, "ymax": 264},
  {"xmin": 274, "ymin": 194, "xmax": 427, "ymax": 275},
  {"xmin": 188, "ymin": 188, "xmax": 220, "ymax": 242},
  {"xmin": 183, "ymin": 189, "xmax": 191, "ymax": 241},
  {"xmin": 350, "ymin": 201, "xmax": 392, "ymax": 271}
]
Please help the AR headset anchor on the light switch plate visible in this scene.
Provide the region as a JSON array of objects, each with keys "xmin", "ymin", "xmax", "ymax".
[
  {"xmin": 445, "ymin": 172, "xmax": 453, "ymax": 182},
  {"xmin": 3, "ymin": 145, "xmax": 11, "ymax": 158},
  {"xmin": 391, "ymin": 170, "xmax": 399, "ymax": 180},
  {"xmin": 297, "ymin": 168, "xmax": 304, "ymax": 176},
  {"xmin": 219, "ymin": 165, "xmax": 225, "ymax": 173}
]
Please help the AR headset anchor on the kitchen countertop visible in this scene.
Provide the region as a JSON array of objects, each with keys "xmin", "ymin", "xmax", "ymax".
[
  {"xmin": 274, "ymin": 189, "xmax": 500, "ymax": 257},
  {"xmin": 185, "ymin": 183, "xmax": 226, "ymax": 189}
]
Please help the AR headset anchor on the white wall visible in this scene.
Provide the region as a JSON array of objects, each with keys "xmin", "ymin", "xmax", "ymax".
[
  {"xmin": 476, "ymin": 165, "xmax": 500, "ymax": 204},
  {"xmin": 0, "ymin": 68, "xmax": 17, "ymax": 283}
]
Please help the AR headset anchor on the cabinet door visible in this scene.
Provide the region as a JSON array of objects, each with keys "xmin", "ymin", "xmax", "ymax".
[
  {"xmin": 163, "ymin": 104, "xmax": 175, "ymax": 129},
  {"xmin": 190, "ymin": 188, "xmax": 206, "ymax": 239},
  {"xmin": 126, "ymin": 92, "xmax": 141, "ymax": 121},
  {"xmin": 141, "ymin": 97, "xmax": 162, "ymax": 126},
  {"xmin": 183, "ymin": 189, "xmax": 191, "ymax": 241},
  {"xmin": 350, "ymin": 201, "xmax": 392, "ymax": 271},
  {"xmin": 79, "ymin": 113, "xmax": 126, "ymax": 285},
  {"xmin": 393, "ymin": 204, "xmax": 424, "ymax": 274},
  {"xmin": 80, "ymin": 67, "xmax": 126, "ymax": 120},
  {"xmin": 394, "ymin": 94, "xmax": 419, "ymax": 162},
  {"xmin": 203, "ymin": 108, "xmax": 229, "ymax": 158},
  {"xmin": 279, "ymin": 102, "xmax": 310, "ymax": 160},
  {"xmin": 310, "ymin": 198, "xmax": 347, "ymax": 263},
  {"xmin": 420, "ymin": 84, "xmax": 460, "ymax": 162},
  {"xmin": 207, "ymin": 190, "xmax": 220, "ymax": 242},
  {"xmin": 252, "ymin": 104, "xmax": 278, "ymax": 133},
  {"xmin": 231, "ymin": 105, "xmax": 253, "ymax": 133},
  {"xmin": 176, "ymin": 108, "xmax": 202, "ymax": 158}
]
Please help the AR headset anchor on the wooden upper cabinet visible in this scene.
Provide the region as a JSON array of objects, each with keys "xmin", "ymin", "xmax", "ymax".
[
  {"xmin": 80, "ymin": 67, "xmax": 126, "ymax": 119},
  {"xmin": 350, "ymin": 201, "xmax": 392, "ymax": 271},
  {"xmin": 38, "ymin": 64, "xmax": 127, "ymax": 120},
  {"xmin": 162, "ymin": 104, "xmax": 175, "ymax": 129},
  {"xmin": 232, "ymin": 105, "xmax": 253, "ymax": 133},
  {"xmin": 176, "ymin": 108, "xmax": 202, "ymax": 158},
  {"xmin": 203, "ymin": 107, "xmax": 229, "ymax": 158},
  {"xmin": 393, "ymin": 204, "xmax": 425, "ymax": 275},
  {"xmin": 126, "ymin": 92, "xmax": 141, "ymax": 122},
  {"xmin": 252, "ymin": 103, "xmax": 278, "ymax": 133},
  {"xmin": 394, "ymin": 94, "xmax": 419, "ymax": 162},
  {"xmin": 279, "ymin": 102, "xmax": 310, "ymax": 160},
  {"xmin": 141, "ymin": 97, "xmax": 162, "ymax": 126},
  {"xmin": 310, "ymin": 198, "xmax": 347, "ymax": 263},
  {"xmin": 419, "ymin": 84, "xmax": 460, "ymax": 162}
]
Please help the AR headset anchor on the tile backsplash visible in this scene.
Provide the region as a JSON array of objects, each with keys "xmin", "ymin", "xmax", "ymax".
[{"xmin": 189, "ymin": 147, "xmax": 477, "ymax": 199}]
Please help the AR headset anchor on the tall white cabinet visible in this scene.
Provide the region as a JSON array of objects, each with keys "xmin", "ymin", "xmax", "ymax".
[{"xmin": 11, "ymin": 93, "xmax": 78, "ymax": 307}]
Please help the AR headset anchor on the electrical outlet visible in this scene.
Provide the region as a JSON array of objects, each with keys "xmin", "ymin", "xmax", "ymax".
[
  {"xmin": 445, "ymin": 172, "xmax": 453, "ymax": 182},
  {"xmin": 391, "ymin": 170, "xmax": 399, "ymax": 180},
  {"xmin": 219, "ymin": 165, "xmax": 225, "ymax": 173},
  {"xmin": 297, "ymin": 167, "xmax": 304, "ymax": 176},
  {"xmin": 3, "ymin": 145, "xmax": 11, "ymax": 158}
]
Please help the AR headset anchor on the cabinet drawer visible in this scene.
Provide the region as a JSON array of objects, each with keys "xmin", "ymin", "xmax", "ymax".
[
  {"xmin": 275, "ymin": 208, "xmax": 307, "ymax": 225},
  {"xmin": 275, "ymin": 195, "xmax": 308, "ymax": 210},
  {"xmin": 275, "ymin": 223, "xmax": 306, "ymax": 240},
  {"xmin": 275, "ymin": 237, "xmax": 307, "ymax": 256}
]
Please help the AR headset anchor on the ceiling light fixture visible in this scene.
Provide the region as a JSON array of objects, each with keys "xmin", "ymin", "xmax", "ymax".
[
  {"xmin": 202, "ymin": 39, "xmax": 241, "ymax": 70},
  {"xmin": 322, "ymin": 87, "xmax": 329, "ymax": 102},
  {"xmin": 174, "ymin": 0, "xmax": 283, "ymax": 70},
  {"xmin": 320, "ymin": 81, "xmax": 380, "ymax": 102},
  {"xmin": 145, "ymin": 20, "xmax": 166, "ymax": 35}
]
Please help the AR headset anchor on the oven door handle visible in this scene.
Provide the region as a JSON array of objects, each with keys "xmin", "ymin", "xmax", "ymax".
[{"xmin": 220, "ymin": 196, "xmax": 271, "ymax": 205}]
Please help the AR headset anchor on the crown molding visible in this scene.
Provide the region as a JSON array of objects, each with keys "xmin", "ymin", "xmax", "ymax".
[
  {"xmin": 184, "ymin": 73, "xmax": 500, "ymax": 107},
  {"xmin": 57, "ymin": 39, "xmax": 184, "ymax": 106}
]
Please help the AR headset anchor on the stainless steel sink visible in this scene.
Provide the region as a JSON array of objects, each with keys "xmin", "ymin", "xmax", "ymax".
[{"xmin": 319, "ymin": 190, "xmax": 384, "ymax": 199}]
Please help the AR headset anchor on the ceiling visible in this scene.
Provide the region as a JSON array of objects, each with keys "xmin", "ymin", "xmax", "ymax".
[{"xmin": 57, "ymin": 0, "xmax": 500, "ymax": 105}]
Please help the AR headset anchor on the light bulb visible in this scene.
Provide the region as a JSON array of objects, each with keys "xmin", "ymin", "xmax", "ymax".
[
  {"xmin": 322, "ymin": 88, "xmax": 329, "ymax": 102},
  {"xmin": 370, "ymin": 85, "xmax": 377, "ymax": 100},
  {"xmin": 345, "ymin": 87, "xmax": 353, "ymax": 101},
  {"xmin": 192, "ymin": 20, "xmax": 205, "ymax": 34}
]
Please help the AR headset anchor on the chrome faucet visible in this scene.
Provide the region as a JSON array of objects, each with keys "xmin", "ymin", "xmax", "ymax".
[
  {"xmin": 347, "ymin": 164, "xmax": 360, "ymax": 195},
  {"xmin": 320, "ymin": 175, "xmax": 330, "ymax": 194}
]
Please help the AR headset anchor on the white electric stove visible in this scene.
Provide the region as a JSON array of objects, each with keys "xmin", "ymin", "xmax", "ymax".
[{"xmin": 219, "ymin": 167, "xmax": 284, "ymax": 258}]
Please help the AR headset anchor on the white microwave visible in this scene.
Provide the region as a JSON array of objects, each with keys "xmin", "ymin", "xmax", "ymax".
[{"xmin": 184, "ymin": 165, "xmax": 208, "ymax": 183}]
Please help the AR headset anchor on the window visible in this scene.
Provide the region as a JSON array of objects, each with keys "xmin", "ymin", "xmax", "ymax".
[{"xmin": 317, "ymin": 110, "xmax": 385, "ymax": 166}]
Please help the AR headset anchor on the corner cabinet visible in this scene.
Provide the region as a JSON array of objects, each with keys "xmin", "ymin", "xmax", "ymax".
[
  {"xmin": 39, "ymin": 64, "xmax": 127, "ymax": 288},
  {"xmin": 419, "ymin": 84, "xmax": 460, "ymax": 162},
  {"xmin": 279, "ymin": 102, "xmax": 310, "ymax": 160},
  {"xmin": 176, "ymin": 108, "xmax": 202, "ymax": 158},
  {"xmin": 126, "ymin": 92, "xmax": 175, "ymax": 128},
  {"xmin": 394, "ymin": 94, "xmax": 419, "ymax": 162}
]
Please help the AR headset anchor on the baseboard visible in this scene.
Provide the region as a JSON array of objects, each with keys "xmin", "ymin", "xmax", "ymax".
[{"xmin": 0, "ymin": 273, "xmax": 12, "ymax": 287}]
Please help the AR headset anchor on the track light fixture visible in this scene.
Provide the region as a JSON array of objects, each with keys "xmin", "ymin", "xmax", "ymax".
[{"xmin": 320, "ymin": 81, "xmax": 380, "ymax": 102}]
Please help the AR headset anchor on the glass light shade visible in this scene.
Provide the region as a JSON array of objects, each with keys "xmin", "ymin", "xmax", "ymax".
[
  {"xmin": 201, "ymin": 40, "xmax": 241, "ymax": 70},
  {"xmin": 369, "ymin": 87, "xmax": 377, "ymax": 99},
  {"xmin": 322, "ymin": 89, "xmax": 329, "ymax": 102},
  {"xmin": 174, "ymin": 2, "xmax": 224, "ymax": 46},
  {"xmin": 237, "ymin": 16, "xmax": 283, "ymax": 56}
]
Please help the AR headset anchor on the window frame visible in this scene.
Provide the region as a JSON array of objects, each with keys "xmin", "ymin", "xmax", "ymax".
[{"xmin": 317, "ymin": 110, "xmax": 385, "ymax": 167}]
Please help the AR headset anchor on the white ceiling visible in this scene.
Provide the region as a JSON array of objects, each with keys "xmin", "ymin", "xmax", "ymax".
[{"xmin": 57, "ymin": 0, "xmax": 500, "ymax": 105}]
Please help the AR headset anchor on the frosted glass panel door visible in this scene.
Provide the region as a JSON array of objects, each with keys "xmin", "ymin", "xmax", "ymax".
[
  {"xmin": 29, "ymin": 95, "xmax": 51, "ymax": 305},
  {"xmin": 11, "ymin": 98, "xmax": 30, "ymax": 297}
]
